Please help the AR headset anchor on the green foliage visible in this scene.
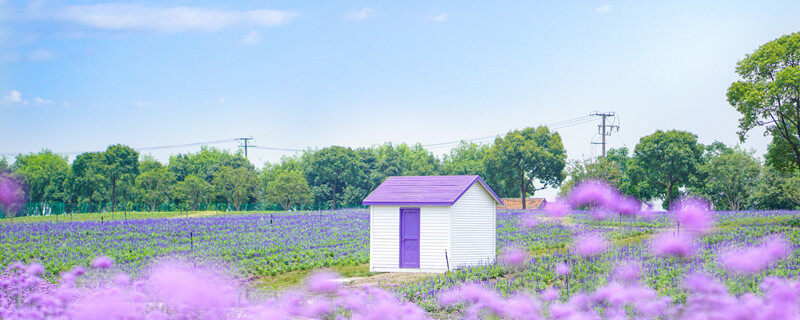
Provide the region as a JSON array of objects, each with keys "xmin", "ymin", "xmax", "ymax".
[
  {"xmin": 442, "ymin": 142, "xmax": 489, "ymax": 177},
  {"xmin": 167, "ymin": 147, "xmax": 252, "ymax": 183},
  {"xmin": 728, "ymin": 31, "xmax": 800, "ymax": 171},
  {"xmin": 100, "ymin": 144, "xmax": 139, "ymax": 208},
  {"xmin": 71, "ymin": 152, "xmax": 107, "ymax": 205},
  {"xmin": 630, "ymin": 130, "xmax": 703, "ymax": 208},
  {"xmin": 213, "ymin": 166, "xmax": 258, "ymax": 211},
  {"xmin": 752, "ymin": 166, "xmax": 800, "ymax": 210},
  {"xmin": 692, "ymin": 148, "xmax": 761, "ymax": 210},
  {"xmin": 484, "ymin": 126, "xmax": 567, "ymax": 207},
  {"xmin": 261, "ymin": 168, "xmax": 312, "ymax": 210},
  {"xmin": 560, "ymin": 158, "xmax": 624, "ymax": 196},
  {"xmin": 173, "ymin": 174, "xmax": 212, "ymax": 211},
  {"xmin": 135, "ymin": 163, "xmax": 175, "ymax": 211},
  {"xmin": 304, "ymin": 146, "xmax": 362, "ymax": 209},
  {"xmin": 12, "ymin": 150, "xmax": 71, "ymax": 204}
]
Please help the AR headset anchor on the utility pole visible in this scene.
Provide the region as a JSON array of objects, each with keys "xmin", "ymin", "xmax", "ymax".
[
  {"xmin": 237, "ymin": 137, "xmax": 255, "ymax": 159},
  {"xmin": 590, "ymin": 112, "xmax": 619, "ymax": 158}
]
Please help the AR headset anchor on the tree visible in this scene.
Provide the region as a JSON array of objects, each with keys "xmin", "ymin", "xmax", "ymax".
[
  {"xmin": 693, "ymin": 148, "xmax": 761, "ymax": 210},
  {"xmin": 261, "ymin": 169, "xmax": 312, "ymax": 210},
  {"xmin": 71, "ymin": 152, "xmax": 107, "ymax": 206},
  {"xmin": 559, "ymin": 158, "xmax": 623, "ymax": 196},
  {"xmin": 13, "ymin": 150, "xmax": 71, "ymax": 204},
  {"xmin": 168, "ymin": 147, "xmax": 252, "ymax": 183},
  {"xmin": 174, "ymin": 174, "xmax": 212, "ymax": 211},
  {"xmin": 213, "ymin": 166, "xmax": 257, "ymax": 211},
  {"xmin": 727, "ymin": 32, "xmax": 800, "ymax": 171},
  {"xmin": 484, "ymin": 126, "xmax": 567, "ymax": 208},
  {"xmin": 630, "ymin": 130, "xmax": 703, "ymax": 208},
  {"xmin": 304, "ymin": 146, "xmax": 360, "ymax": 209},
  {"xmin": 135, "ymin": 157, "xmax": 174, "ymax": 211},
  {"xmin": 752, "ymin": 166, "xmax": 800, "ymax": 209},
  {"xmin": 442, "ymin": 142, "xmax": 489, "ymax": 177},
  {"xmin": 101, "ymin": 145, "xmax": 139, "ymax": 210}
]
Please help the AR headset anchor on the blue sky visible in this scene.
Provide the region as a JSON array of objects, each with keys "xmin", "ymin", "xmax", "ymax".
[{"xmin": 2, "ymin": 1, "xmax": 800, "ymax": 195}]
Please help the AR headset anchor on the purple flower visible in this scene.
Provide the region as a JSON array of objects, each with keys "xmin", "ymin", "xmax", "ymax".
[
  {"xmin": 572, "ymin": 232, "xmax": 609, "ymax": 258},
  {"xmin": 555, "ymin": 262, "xmax": 571, "ymax": 276},
  {"xmin": 649, "ymin": 232, "xmax": 697, "ymax": 258},
  {"xmin": 90, "ymin": 256, "xmax": 114, "ymax": 269},
  {"xmin": 544, "ymin": 200, "xmax": 570, "ymax": 218},
  {"xmin": 499, "ymin": 246, "xmax": 528, "ymax": 266},
  {"xmin": 306, "ymin": 271, "xmax": 340, "ymax": 294},
  {"xmin": 569, "ymin": 180, "xmax": 619, "ymax": 208},
  {"xmin": 672, "ymin": 198, "xmax": 713, "ymax": 232}
]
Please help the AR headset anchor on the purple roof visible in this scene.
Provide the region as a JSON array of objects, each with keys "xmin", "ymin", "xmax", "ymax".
[{"xmin": 362, "ymin": 175, "xmax": 503, "ymax": 206}]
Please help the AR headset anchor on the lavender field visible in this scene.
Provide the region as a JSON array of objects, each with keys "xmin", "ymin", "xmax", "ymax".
[
  {"xmin": 4, "ymin": 198, "xmax": 800, "ymax": 318},
  {"xmin": 1, "ymin": 210, "xmax": 369, "ymax": 278}
]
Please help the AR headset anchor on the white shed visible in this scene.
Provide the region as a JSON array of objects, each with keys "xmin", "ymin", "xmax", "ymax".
[{"xmin": 362, "ymin": 175, "xmax": 503, "ymax": 273}]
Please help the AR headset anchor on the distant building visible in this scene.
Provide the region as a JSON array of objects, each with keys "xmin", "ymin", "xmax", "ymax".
[
  {"xmin": 363, "ymin": 175, "xmax": 503, "ymax": 273},
  {"xmin": 499, "ymin": 198, "xmax": 547, "ymax": 210}
]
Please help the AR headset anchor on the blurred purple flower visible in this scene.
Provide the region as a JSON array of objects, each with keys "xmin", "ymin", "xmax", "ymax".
[
  {"xmin": 572, "ymin": 232, "xmax": 609, "ymax": 258},
  {"xmin": 719, "ymin": 235, "xmax": 792, "ymax": 275},
  {"xmin": 555, "ymin": 262, "xmax": 571, "ymax": 276},
  {"xmin": 499, "ymin": 245, "xmax": 528, "ymax": 266},
  {"xmin": 90, "ymin": 256, "xmax": 114, "ymax": 269},
  {"xmin": 649, "ymin": 232, "xmax": 697, "ymax": 258},
  {"xmin": 0, "ymin": 174, "xmax": 25, "ymax": 215},
  {"xmin": 672, "ymin": 198, "xmax": 713, "ymax": 232},
  {"xmin": 544, "ymin": 200, "xmax": 570, "ymax": 218},
  {"xmin": 306, "ymin": 271, "xmax": 340, "ymax": 294},
  {"xmin": 569, "ymin": 180, "xmax": 619, "ymax": 208}
]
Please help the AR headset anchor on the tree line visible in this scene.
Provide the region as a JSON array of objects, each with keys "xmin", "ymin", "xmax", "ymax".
[{"xmin": 0, "ymin": 126, "xmax": 569, "ymax": 214}]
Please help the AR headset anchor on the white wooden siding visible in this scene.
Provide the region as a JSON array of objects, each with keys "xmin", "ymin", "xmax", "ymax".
[
  {"xmin": 369, "ymin": 205, "xmax": 451, "ymax": 273},
  {"xmin": 449, "ymin": 183, "xmax": 497, "ymax": 268},
  {"xmin": 419, "ymin": 206, "xmax": 450, "ymax": 271},
  {"xmin": 370, "ymin": 205, "xmax": 399, "ymax": 272}
]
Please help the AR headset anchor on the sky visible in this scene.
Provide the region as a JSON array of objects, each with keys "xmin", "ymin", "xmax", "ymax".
[{"xmin": 2, "ymin": 1, "xmax": 799, "ymax": 199}]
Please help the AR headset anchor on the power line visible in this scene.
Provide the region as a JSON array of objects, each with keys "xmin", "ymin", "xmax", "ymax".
[
  {"xmin": 236, "ymin": 137, "xmax": 255, "ymax": 159},
  {"xmin": 589, "ymin": 111, "xmax": 619, "ymax": 158},
  {"xmin": 421, "ymin": 114, "xmax": 598, "ymax": 149}
]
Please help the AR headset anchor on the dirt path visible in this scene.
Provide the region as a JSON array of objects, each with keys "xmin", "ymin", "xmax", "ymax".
[{"xmin": 344, "ymin": 272, "xmax": 438, "ymax": 288}]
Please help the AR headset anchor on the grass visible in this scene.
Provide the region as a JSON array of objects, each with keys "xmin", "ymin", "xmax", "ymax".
[
  {"xmin": 255, "ymin": 263, "xmax": 378, "ymax": 290},
  {"xmin": 1, "ymin": 210, "xmax": 283, "ymax": 224}
]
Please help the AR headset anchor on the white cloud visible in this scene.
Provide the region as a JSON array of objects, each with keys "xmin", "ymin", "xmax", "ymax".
[
  {"xmin": 239, "ymin": 31, "xmax": 261, "ymax": 45},
  {"xmin": 57, "ymin": 4, "xmax": 296, "ymax": 33},
  {"xmin": 2, "ymin": 90, "xmax": 22, "ymax": 104},
  {"xmin": 344, "ymin": 7, "xmax": 375, "ymax": 21},
  {"xmin": 596, "ymin": 4, "xmax": 614, "ymax": 13},
  {"xmin": 27, "ymin": 49, "xmax": 54, "ymax": 62},
  {"xmin": 432, "ymin": 13, "xmax": 448, "ymax": 23},
  {"xmin": 1, "ymin": 90, "xmax": 55, "ymax": 106},
  {"xmin": 32, "ymin": 97, "xmax": 52, "ymax": 105}
]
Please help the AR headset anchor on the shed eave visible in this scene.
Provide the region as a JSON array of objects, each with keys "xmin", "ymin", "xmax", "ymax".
[{"xmin": 362, "ymin": 201, "xmax": 454, "ymax": 206}]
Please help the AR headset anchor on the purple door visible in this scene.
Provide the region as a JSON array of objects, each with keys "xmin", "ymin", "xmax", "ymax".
[{"xmin": 399, "ymin": 208, "xmax": 420, "ymax": 268}]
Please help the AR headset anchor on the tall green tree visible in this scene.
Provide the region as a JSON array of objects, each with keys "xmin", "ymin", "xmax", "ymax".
[
  {"xmin": 101, "ymin": 145, "xmax": 139, "ymax": 210},
  {"xmin": 71, "ymin": 152, "xmax": 107, "ymax": 206},
  {"xmin": 692, "ymin": 148, "xmax": 761, "ymax": 210},
  {"xmin": 174, "ymin": 174, "xmax": 212, "ymax": 211},
  {"xmin": 135, "ymin": 156, "xmax": 174, "ymax": 211},
  {"xmin": 13, "ymin": 150, "xmax": 71, "ymax": 204},
  {"xmin": 213, "ymin": 166, "xmax": 257, "ymax": 211},
  {"xmin": 630, "ymin": 130, "xmax": 703, "ymax": 208},
  {"xmin": 442, "ymin": 142, "xmax": 489, "ymax": 177},
  {"xmin": 728, "ymin": 32, "xmax": 800, "ymax": 171},
  {"xmin": 261, "ymin": 169, "xmax": 312, "ymax": 210},
  {"xmin": 167, "ymin": 147, "xmax": 252, "ymax": 183},
  {"xmin": 304, "ymin": 146, "xmax": 361, "ymax": 209},
  {"xmin": 752, "ymin": 165, "xmax": 800, "ymax": 209},
  {"xmin": 484, "ymin": 126, "xmax": 567, "ymax": 208}
]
